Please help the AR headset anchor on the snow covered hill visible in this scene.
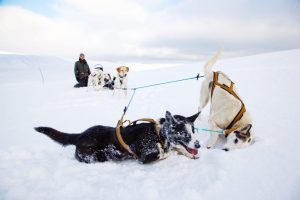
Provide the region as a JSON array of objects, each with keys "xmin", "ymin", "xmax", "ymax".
[{"xmin": 0, "ymin": 49, "xmax": 300, "ymax": 200}]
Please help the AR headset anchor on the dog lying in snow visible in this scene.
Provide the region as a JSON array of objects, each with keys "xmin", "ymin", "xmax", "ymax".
[
  {"xmin": 34, "ymin": 111, "xmax": 200, "ymax": 164},
  {"xmin": 198, "ymin": 66, "xmax": 253, "ymax": 151},
  {"xmin": 87, "ymin": 67, "xmax": 112, "ymax": 90}
]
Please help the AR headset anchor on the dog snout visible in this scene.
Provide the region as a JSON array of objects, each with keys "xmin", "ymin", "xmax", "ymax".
[{"xmin": 194, "ymin": 140, "xmax": 201, "ymax": 149}]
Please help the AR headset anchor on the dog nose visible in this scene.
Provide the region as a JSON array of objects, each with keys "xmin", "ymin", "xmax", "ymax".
[
  {"xmin": 194, "ymin": 140, "xmax": 201, "ymax": 149},
  {"xmin": 222, "ymin": 148, "xmax": 229, "ymax": 152}
]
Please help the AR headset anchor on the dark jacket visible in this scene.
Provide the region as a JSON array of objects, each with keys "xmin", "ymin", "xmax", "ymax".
[{"xmin": 74, "ymin": 59, "xmax": 90, "ymax": 81}]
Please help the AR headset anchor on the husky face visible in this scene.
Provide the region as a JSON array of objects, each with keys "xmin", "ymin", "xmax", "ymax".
[
  {"xmin": 91, "ymin": 68, "xmax": 103, "ymax": 78},
  {"xmin": 223, "ymin": 124, "xmax": 253, "ymax": 151},
  {"xmin": 103, "ymin": 73, "xmax": 112, "ymax": 84},
  {"xmin": 162, "ymin": 111, "xmax": 201, "ymax": 159}
]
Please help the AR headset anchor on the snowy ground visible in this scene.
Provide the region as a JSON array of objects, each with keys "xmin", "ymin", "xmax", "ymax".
[{"xmin": 0, "ymin": 49, "xmax": 300, "ymax": 200}]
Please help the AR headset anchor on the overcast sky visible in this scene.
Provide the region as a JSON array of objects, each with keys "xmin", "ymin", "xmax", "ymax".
[{"xmin": 0, "ymin": 0, "xmax": 300, "ymax": 62}]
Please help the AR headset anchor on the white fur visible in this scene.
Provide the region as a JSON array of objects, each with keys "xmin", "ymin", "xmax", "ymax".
[
  {"xmin": 198, "ymin": 71, "xmax": 253, "ymax": 150},
  {"xmin": 87, "ymin": 68, "xmax": 113, "ymax": 91},
  {"xmin": 156, "ymin": 118, "xmax": 199, "ymax": 159},
  {"xmin": 87, "ymin": 68, "xmax": 105, "ymax": 90},
  {"xmin": 172, "ymin": 124, "xmax": 199, "ymax": 159},
  {"xmin": 114, "ymin": 66, "xmax": 129, "ymax": 96},
  {"xmin": 157, "ymin": 143, "xmax": 170, "ymax": 160},
  {"xmin": 186, "ymin": 124, "xmax": 198, "ymax": 150},
  {"xmin": 223, "ymin": 130, "xmax": 254, "ymax": 150}
]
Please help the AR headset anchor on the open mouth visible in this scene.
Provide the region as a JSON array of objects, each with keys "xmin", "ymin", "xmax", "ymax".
[{"xmin": 178, "ymin": 141, "xmax": 198, "ymax": 155}]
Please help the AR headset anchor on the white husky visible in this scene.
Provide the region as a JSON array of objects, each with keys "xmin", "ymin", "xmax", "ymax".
[{"xmin": 198, "ymin": 50, "xmax": 254, "ymax": 151}]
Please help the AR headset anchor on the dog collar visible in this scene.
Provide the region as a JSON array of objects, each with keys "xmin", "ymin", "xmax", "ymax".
[{"xmin": 119, "ymin": 74, "xmax": 127, "ymax": 79}]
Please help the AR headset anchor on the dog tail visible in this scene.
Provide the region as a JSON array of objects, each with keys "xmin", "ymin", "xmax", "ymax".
[
  {"xmin": 203, "ymin": 48, "xmax": 223, "ymax": 75},
  {"xmin": 34, "ymin": 127, "xmax": 80, "ymax": 146}
]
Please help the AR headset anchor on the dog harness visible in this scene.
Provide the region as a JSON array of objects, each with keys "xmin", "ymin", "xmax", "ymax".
[
  {"xmin": 211, "ymin": 71, "xmax": 246, "ymax": 136},
  {"xmin": 114, "ymin": 118, "xmax": 163, "ymax": 159}
]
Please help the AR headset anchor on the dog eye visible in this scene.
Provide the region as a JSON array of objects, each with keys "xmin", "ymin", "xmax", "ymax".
[
  {"xmin": 234, "ymin": 138, "xmax": 238, "ymax": 144},
  {"xmin": 174, "ymin": 124, "xmax": 184, "ymax": 131},
  {"xmin": 179, "ymin": 131, "xmax": 185, "ymax": 136}
]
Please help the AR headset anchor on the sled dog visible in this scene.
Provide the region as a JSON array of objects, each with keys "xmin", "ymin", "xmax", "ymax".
[
  {"xmin": 87, "ymin": 67, "xmax": 105, "ymax": 90},
  {"xmin": 114, "ymin": 66, "xmax": 129, "ymax": 96},
  {"xmin": 198, "ymin": 56, "xmax": 253, "ymax": 151},
  {"xmin": 35, "ymin": 111, "xmax": 200, "ymax": 164}
]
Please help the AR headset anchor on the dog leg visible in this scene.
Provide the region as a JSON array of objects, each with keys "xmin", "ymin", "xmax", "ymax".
[
  {"xmin": 198, "ymin": 79, "xmax": 211, "ymax": 121},
  {"xmin": 207, "ymin": 133, "xmax": 219, "ymax": 149},
  {"xmin": 113, "ymin": 78, "xmax": 121, "ymax": 96},
  {"xmin": 124, "ymin": 79, "xmax": 128, "ymax": 96},
  {"xmin": 157, "ymin": 143, "xmax": 169, "ymax": 160},
  {"xmin": 103, "ymin": 145, "xmax": 131, "ymax": 161},
  {"xmin": 207, "ymin": 122, "xmax": 219, "ymax": 149},
  {"xmin": 99, "ymin": 75, "xmax": 105, "ymax": 88}
]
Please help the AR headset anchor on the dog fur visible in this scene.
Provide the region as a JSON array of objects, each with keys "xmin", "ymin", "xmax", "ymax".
[
  {"xmin": 87, "ymin": 67, "xmax": 105, "ymax": 90},
  {"xmin": 34, "ymin": 111, "xmax": 200, "ymax": 164},
  {"xmin": 114, "ymin": 66, "xmax": 129, "ymax": 96},
  {"xmin": 87, "ymin": 67, "xmax": 113, "ymax": 91},
  {"xmin": 198, "ymin": 67, "xmax": 253, "ymax": 151}
]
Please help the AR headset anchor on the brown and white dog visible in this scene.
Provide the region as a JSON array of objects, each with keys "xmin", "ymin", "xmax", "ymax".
[
  {"xmin": 114, "ymin": 66, "xmax": 129, "ymax": 96},
  {"xmin": 198, "ymin": 62, "xmax": 253, "ymax": 151}
]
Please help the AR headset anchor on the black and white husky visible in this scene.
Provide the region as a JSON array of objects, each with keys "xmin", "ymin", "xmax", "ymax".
[
  {"xmin": 34, "ymin": 111, "xmax": 200, "ymax": 164},
  {"xmin": 87, "ymin": 67, "xmax": 112, "ymax": 90}
]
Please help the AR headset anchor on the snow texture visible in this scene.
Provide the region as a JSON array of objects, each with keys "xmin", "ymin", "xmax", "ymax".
[{"xmin": 0, "ymin": 49, "xmax": 300, "ymax": 200}]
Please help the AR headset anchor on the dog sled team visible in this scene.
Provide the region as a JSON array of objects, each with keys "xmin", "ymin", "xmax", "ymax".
[
  {"xmin": 35, "ymin": 50, "xmax": 254, "ymax": 164},
  {"xmin": 74, "ymin": 53, "xmax": 129, "ymax": 95}
]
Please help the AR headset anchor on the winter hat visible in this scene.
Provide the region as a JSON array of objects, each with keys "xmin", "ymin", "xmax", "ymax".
[{"xmin": 79, "ymin": 53, "xmax": 85, "ymax": 57}]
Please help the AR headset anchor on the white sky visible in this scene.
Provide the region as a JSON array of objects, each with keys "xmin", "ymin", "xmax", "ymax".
[{"xmin": 0, "ymin": 0, "xmax": 300, "ymax": 63}]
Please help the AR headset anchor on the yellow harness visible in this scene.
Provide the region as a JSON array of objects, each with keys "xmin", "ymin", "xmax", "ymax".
[
  {"xmin": 211, "ymin": 72, "xmax": 246, "ymax": 136},
  {"xmin": 114, "ymin": 116, "xmax": 163, "ymax": 158}
]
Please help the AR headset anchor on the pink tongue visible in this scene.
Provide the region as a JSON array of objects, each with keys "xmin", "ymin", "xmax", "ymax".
[{"xmin": 186, "ymin": 147, "xmax": 198, "ymax": 155}]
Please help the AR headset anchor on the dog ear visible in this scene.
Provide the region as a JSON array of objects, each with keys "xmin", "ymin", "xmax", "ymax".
[
  {"xmin": 187, "ymin": 112, "xmax": 201, "ymax": 123},
  {"xmin": 165, "ymin": 111, "xmax": 175, "ymax": 124},
  {"xmin": 116, "ymin": 67, "xmax": 121, "ymax": 73},
  {"xmin": 125, "ymin": 66, "xmax": 129, "ymax": 72},
  {"xmin": 241, "ymin": 124, "xmax": 252, "ymax": 132}
]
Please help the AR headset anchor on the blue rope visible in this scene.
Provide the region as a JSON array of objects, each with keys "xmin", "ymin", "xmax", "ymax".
[
  {"xmin": 194, "ymin": 128, "xmax": 224, "ymax": 134},
  {"xmin": 130, "ymin": 75, "xmax": 202, "ymax": 90},
  {"xmin": 119, "ymin": 74, "xmax": 223, "ymax": 134},
  {"xmin": 124, "ymin": 89, "xmax": 137, "ymax": 113},
  {"xmin": 122, "ymin": 74, "xmax": 202, "ymax": 115}
]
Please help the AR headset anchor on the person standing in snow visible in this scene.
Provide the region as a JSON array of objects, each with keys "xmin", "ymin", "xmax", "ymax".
[{"xmin": 74, "ymin": 53, "xmax": 91, "ymax": 88}]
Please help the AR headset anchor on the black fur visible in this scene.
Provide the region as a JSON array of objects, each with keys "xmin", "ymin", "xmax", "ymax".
[
  {"xmin": 103, "ymin": 76, "xmax": 116, "ymax": 90},
  {"xmin": 34, "ymin": 111, "xmax": 200, "ymax": 164}
]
